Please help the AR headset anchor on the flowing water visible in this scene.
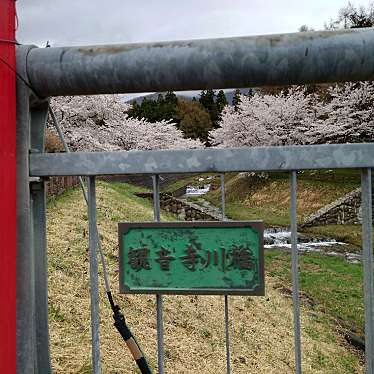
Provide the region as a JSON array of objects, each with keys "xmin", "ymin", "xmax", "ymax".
[
  {"xmin": 181, "ymin": 194, "xmax": 362, "ymax": 264},
  {"xmin": 264, "ymin": 227, "xmax": 361, "ymax": 264}
]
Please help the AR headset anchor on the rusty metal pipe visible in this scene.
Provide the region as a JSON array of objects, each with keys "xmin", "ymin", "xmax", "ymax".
[{"xmin": 23, "ymin": 28, "xmax": 374, "ymax": 97}]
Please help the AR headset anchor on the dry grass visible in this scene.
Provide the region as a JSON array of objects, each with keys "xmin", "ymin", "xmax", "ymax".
[
  {"xmin": 45, "ymin": 128, "xmax": 65, "ymax": 152},
  {"xmin": 245, "ymin": 179, "xmax": 355, "ymax": 219},
  {"xmin": 205, "ymin": 173, "xmax": 357, "ymax": 227},
  {"xmin": 47, "ymin": 182, "xmax": 363, "ymax": 373}
]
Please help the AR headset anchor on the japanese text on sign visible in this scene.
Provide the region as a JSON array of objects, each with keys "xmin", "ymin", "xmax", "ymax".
[{"xmin": 118, "ymin": 222, "xmax": 264, "ymax": 296}]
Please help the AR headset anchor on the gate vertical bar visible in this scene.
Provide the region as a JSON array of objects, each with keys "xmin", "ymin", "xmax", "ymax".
[
  {"xmin": 30, "ymin": 103, "xmax": 52, "ymax": 374},
  {"xmin": 221, "ymin": 174, "xmax": 231, "ymax": 374},
  {"xmin": 87, "ymin": 177, "xmax": 101, "ymax": 374},
  {"xmin": 31, "ymin": 181, "xmax": 51, "ymax": 374},
  {"xmin": 221, "ymin": 174, "xmax": 226, "ymax": 222},
  {"xmin": 361, "ymin": 168, "xmax": 374, "ymax": 374},
  {"xmin": 152, "ymin": 175, "xmax": 165, "ymax": 374},
  {"xmin": 16, "ymin": 79, "xmax": 36, "ymax": 373},
  {"xmin": 290, "ymin": 171, "xmax": 302, "ymax": 374}
]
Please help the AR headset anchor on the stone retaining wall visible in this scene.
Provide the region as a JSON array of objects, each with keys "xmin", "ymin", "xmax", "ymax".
[
  {"xmin": 136, "ymin": 192, "xmax": 220, "ymax": 221},
  {"xmin": 301, "ymin": 187, "xmax": 373, "ymax": 227}
]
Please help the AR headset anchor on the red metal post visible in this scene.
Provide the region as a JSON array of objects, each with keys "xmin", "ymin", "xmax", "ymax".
[{"xmin": 0, "ymin": 0, "xmax": 16, "ymax": 372}]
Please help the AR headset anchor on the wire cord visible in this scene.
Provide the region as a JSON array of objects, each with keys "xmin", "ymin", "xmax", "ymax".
[{"xmin": 48, "ymin": 105, "xmax": 152, "ymax": 374}]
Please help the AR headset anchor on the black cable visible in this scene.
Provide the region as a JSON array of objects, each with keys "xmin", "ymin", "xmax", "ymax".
[
  {"xmin": 0, "ymin": 55, "xmax": 44, "ymax": 100},
  {"xmin": 107, "ymin": 291, "xmax": 116, "ymax": 311},
  {"xmin": 48, "ymin": 104, "xmax": 153, "ymax": 373},
  {"xmin": 0, "ymin": 38, "xmax": 20, "ymax": 45},
  {"xmin": 108, "ymin": 292, "xmax": 152, "ymax": 374},
  {"xmin": 0, "ymin": 39, "xmax": 48, "ymax": 100}
]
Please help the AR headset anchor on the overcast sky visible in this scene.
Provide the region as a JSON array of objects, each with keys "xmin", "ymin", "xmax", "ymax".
[
  {"xmin": 16, "ymin": 1, "xmax": 369, "ymax": 100},
  {"xmin": 16, "ymin": 0, "xmax": 368, "ymax": 47}
]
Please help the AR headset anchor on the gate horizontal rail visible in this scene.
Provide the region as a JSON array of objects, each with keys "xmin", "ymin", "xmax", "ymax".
[
  {"xmin": 30, "ymin": 143, "xmax": 374, "ymax": 176},
  {"xmin": 22, "ymin": 28, "xmax": 374, "ymax": 97}
]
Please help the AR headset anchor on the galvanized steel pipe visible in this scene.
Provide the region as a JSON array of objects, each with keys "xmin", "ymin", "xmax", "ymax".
[{"xmin": 24, "ymin": 28, "xmax": 374, "ymax": 97}]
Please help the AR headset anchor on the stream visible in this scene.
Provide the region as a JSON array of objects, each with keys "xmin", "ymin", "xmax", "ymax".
[
  {"xmin": 264, "ymin": 227, "xmax": 361, "ymax": 264},
  {"xmin": 181, "ymin": 195, "xmax": 362, "ymax": 264}
]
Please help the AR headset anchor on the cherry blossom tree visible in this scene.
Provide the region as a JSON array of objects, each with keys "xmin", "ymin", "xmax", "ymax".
[
  {"xmin": 210, "ymin": 87, "xmax": 322, "ymax": 147},
  {"xmin": 210, "ymin": 82, "xmax": 374, "ymax": 147},
  {"xmin": 307, "ymin": 82, "xmax": 374, "ymax": 144},
  {"xmin": 326, "ymin": 2, "xmax": 374, "ymax": 29},
  {"xmin": 49, "ymin": 95, "xmax": 203, "ymax": 152}
]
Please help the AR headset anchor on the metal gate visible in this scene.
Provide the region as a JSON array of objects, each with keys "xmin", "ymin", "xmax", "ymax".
[{"xmin": 16, "ymin": 28, "xmax": 374, "ymax": 373}]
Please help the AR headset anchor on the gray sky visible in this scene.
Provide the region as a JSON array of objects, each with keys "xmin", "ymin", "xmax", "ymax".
[
  {"xmin": 16, "ymin": 0, "xmax": 368, "ymax": 100},
  {"xmin": 16, "ymin": 0, "xmax": 367, "ymax": 47}
]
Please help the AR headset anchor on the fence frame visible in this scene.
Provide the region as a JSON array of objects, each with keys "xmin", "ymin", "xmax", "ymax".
[{"xmin": 16, "ymin": 27, "xmax": 374, "ymax": 374}]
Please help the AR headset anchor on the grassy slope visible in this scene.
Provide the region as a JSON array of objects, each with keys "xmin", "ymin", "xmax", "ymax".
[
  {"xmin": 161, "ymin": 173, "xmax": 216, "ymax": 194},
  {"xmin": 169, "ymin": 171, "xmax": 365, "ymax": 246},
  {"xmin": 204, "ymin": 171, "xmax": 369, "ymax": 248},
  {"xmin": 303, "ymin": 225, "xmax": 363, "ymax": 247},
  {"xmin": 206, "ymin": 171, "xmax": 359, "ymax": 227},
  {"xmin": 47, "ymin": 181, "xmax": 362, "ymax": 373},
  {"xmin": 266, "ymin": 251, "xmax": 364, "ymax": 335},
  {"xmin": 164, "ymin": 172, "xmax": 367, "ymax": 336},
  {"xmin": 202, "ymin": 172, "xmax": 366, "ymax": 339}
]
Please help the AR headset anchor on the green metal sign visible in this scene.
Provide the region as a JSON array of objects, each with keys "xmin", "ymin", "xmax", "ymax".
[{"xmin": 118, "ymin": 222, "xmax": 264, "ymax": 295}]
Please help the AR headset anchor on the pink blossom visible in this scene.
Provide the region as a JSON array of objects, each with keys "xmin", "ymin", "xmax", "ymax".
[
  {"xmin": 49, "ymin": 95, "xmax": 203, "ymax": 152},
  {"xmin": 211, "ymin": 83, "xmax": 374, "ymax": 147}
]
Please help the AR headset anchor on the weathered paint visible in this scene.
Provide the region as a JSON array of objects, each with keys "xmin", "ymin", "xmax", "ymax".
[
  {"xmin": 0, "ymin": 1, "xmax": 16, "ymax": 372},
  {"xmin": 22, "ymin": 28, "xmax": 374, "ymax": 97},
  {"xmin": 118, "ymin": 222, "xmax": 264, "ymax": 295},
  {"xmin": 29, "ymin": 143, "xmax": 374, "ymax": 177}
]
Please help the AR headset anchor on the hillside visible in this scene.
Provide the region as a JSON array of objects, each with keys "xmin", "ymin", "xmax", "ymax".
[
  {"xmin": 123, "ymin": 88, "xmax": 251, "ymax": 106},
  {"xmin": 46, "ymin": 181, "xmax": 362, "ymax": 373},
  {"xmin": 204, "ymin": 171, "xmax": 363, "ymax": 245},
  {"xmin": 163, "ymin": 172, "xmax": 368, "ymax": 344},
  {"xmin": 125, "ymin": 92, "xmax": 194, "ymax": 105}
]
